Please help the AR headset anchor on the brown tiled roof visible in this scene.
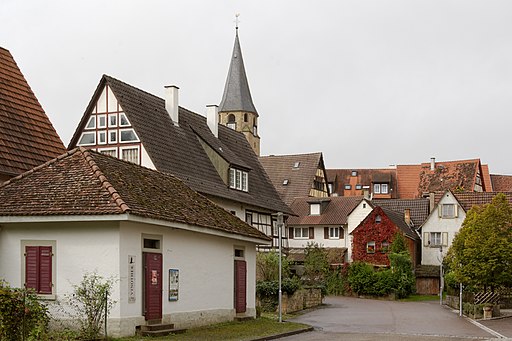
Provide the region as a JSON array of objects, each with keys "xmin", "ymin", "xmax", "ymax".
[
  {"xmin": 372, "ymin": 198, "xmax": 430, "ymax": 227},
  {"xmin": 481, "ymin": 165, "xmax": 493, "ymax": 191},
  {"xmin": 68, "ymin": 75, "xmax": 291, "ymax": 215},
  {"xmin": 380, "ymin": 207, "xmax": 419, "ymax": 240},
  {"xmin": 396, "ymin": 159, "xmax": 489, "ymax": 199},
  {"xmin": 0, "ymin": 148, "xmax": 270, "ymax": 241},
  {"xmin": 287, "ymin": 196, "xmax": 363, "ymax": 225},
  {"xmin": 326, "ymin": 168, "xmax": 397, "ymax": 198},
  {"xmin": 453, "ymin": 191, "xmax": 512, "ymax": 212},
  {"xmin": 490, "ymin": 175, "xmax": 512, "ymax": 192},
  {"xmin": 259, "ymin": 152, "xmax": 325, "ymax": 205},
  {"xmin": 0, "ymin": 47, "xmax": 66, "ymax": 178}
]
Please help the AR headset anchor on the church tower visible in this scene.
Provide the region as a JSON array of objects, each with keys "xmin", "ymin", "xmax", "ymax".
[{"xmin": 219, "ymin": 25, "xmax": 260, "ymax": 156}]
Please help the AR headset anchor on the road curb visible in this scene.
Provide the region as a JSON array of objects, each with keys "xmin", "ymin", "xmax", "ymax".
[{"xmin": 250, "ymin": 325, "xmax": 314, "ymax": 341}]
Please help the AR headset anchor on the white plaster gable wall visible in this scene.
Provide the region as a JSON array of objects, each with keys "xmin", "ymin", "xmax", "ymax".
[
  {"xmin": 0, "ymin": 221, "xmax": 121, "ymax": 318},
  {"xmin": 421, "ymin": 192, "xmax": 466, "ymax": 266},
  {"xmin": 288, "ymin": 224, "xmax": 346, "ymax": 249},
  {"xmin": 140, "ymin": 144, "xmax": 156, "ymax": 170},
  {"xmin": 346, "ymin": 201, "xmax": 373, "ymax": 262}
]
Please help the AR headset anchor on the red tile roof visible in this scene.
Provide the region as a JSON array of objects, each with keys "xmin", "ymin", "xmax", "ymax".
[
  {"xmin": 287, "ymin": 196, "xmax": 363, "ymax": 225},
  {"xmin": 0, "ymin": 148, "xmax": 270, "ymax": 241},
  {"xmin": 326, "ymin": 168, "xmax": 397, "ymax": 198},
  {"xmin": 0, "ymin": 47, "xmax": 65, "ymax": 179},
  {"xmin": 490, "ymin": 175, "xmax": 512, "ymax": 192},
  {"xmin": 396, "ymin": 159, "xmax": 490, "ymax": 199},
  {"xmin": 453, "ymin": 191, "xmax": 512, "ymax": 212}
]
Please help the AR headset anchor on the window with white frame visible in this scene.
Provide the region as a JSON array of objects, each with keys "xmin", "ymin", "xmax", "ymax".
[
  {"xmin": 424, "ymin": 232, "xmax": 448, "ymax": 247},
  {"xmin": 329, "ymin": 227, "xmax": 340, "ymax": 239},
  {"xmin": 109, "ymin": 130, "xmax": 117, "ymax": 143},
  {"xmin": 441, "ymin": 204, "xmax": 456, "ymax": 218},
  {"xmin": 119, "ymin": 113, "xmax": 130, "ymax": 127},
  {"xmin": 77, "ymin": 132, "xmax": 96, "ymax": 146},
  {"xmin": 108, "ymin": 113, "xmax": 117, "ymax": 127},
  {"xmin": 98, "ymin": 148, "xmax": 117, "ymax": 157},
  {"xmin": 98, "ymin": 131, "xmax": 107, "ymax": 144},
  {"xmin": 121, "ymin": 147, "xmax": 139, "ymax": 164},
  {"xmin": 294, "ymin": 227, "xmax": 309, "ymax": 239},
  {"xmin": 310, "ymin": 203, "xmax": 320, "ymax": 215},
  {"xmin": 120, "ymin": 129, "xmax": 139, "ymax": 143},
  {"xmin": 85, "ymin": 116, "xmax": 96, "ymax": 129},
  {"xmin": 229, "ymin": 168, "xmax": 248, "ymax": 192},
  {"xmin": 97, "ymin": 114, "xmax": 107, "ymax": 128},
  {"xmin": 430, "ymin": 232, "xmax": 442, "ymax": 246},
  {"xmin": 373, "ymin": 183, "xmax": 389, "ymax": 194}
]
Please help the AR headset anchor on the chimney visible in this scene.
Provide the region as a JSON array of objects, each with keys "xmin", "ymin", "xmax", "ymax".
[
  {"xmin": 430, "ymin": 157, "xmax": 436, "ymax": 171},
  {"xmin": 206, "ymin": 105, "xmax": 219, "ymax": 138},
  {"xmin": 165, "ymin": 85, "xmax": 179, "ymax": 126},
  {"xmin": 429, "ymin": 192, "xmax": 435, "ymax": 213},
  {"xmin": 404, "ymin": 209, "xmax": 411, "ymax": 226},
  {"xmin": 363, "ymin": 186, "xmax": 370, "ymax": 200}
]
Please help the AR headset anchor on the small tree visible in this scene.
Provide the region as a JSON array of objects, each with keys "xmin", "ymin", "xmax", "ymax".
[
  {"xmin": 256, "ymin": 251, "xmax": 290, "ymax": 281},
  {"xmin": 389, "ymin": 232, "xmax": 408, "ymax": 254},
  {"xmin": 447, "ymin": 193, "xmax": 512, "ymax": 291},
  {"xmin": 0, "ymin": 280, "xmax": 49, "ymax": 340},
  {"xmin": 64, "ymin": 272, "xmax": 116, "ymax": 339},
  {"xmin": 303, "ymin": 242, "xmax": 329, "ymax": 286}
]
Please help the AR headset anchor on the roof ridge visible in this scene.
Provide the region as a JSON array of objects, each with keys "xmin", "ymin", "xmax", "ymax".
[
  {"xmin": 0, "ymin": 149, "xmax": 77, "ymax": 188},
  {"xmin": 261, "ymin": 152, "xmax": 323, "ymax": 158},
  {"xmin": 79, "ymin": 147, "xmax": 130, "ymax": 213}
]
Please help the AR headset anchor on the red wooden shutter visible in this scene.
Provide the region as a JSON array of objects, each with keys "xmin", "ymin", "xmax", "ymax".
[
  {"xmin": 288, "ymin": 227, "xmax": 294, "ymax": 239},
  {"xmin": 39, "ymin": 246, "xmax": 53, "ymax": 294},
  {"xmin": 324, "ymin": 227, "xmax": 329, "ymax": 239},
  {"xmin": 235, "ymin": 260, "xmax": 247, "ymax": 313},
  {"xmin": 25, "ymin": 246, "xmax": 39, "ymax": 291},
  {"xmin": 308, "ymin": 227, "xmax": 314, "ymax": 239}
]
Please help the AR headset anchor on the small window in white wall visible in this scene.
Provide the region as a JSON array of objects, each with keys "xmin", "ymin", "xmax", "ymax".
[
  {"xmin": 441, "ymin": 204, "xmax": 456, "ymax": 218},
  {"xmin": 294, "ymin": 227, "xmax": 309, "ymax": 239},
  {"xmin": 98, "ymin": 148, "xmax": 117, "ymax": 157},
  {"xmin": 329, "ymin": 227, "xmax": 340, "ymax": 239},
  {"xmin": 121, "ymin": 147, "xmax": 139, "ymax": 164},
  {"xmin": 109, "ymin": 130, "xmax": 117, "ymax": 144},
  {"xmin": 120, "ymin": 129, "xmax": 139, "ymax": 143}
]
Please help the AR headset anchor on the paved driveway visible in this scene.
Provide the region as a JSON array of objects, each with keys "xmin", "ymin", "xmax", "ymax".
[{"xmin": 283, "ymin": 296, "xmax": 506, "ymax": 341}]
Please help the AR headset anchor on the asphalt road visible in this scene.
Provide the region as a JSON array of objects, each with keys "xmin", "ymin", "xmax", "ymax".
[{"xmin": 281, "ymin": 296, "xmax": 511, "ymax": 341}]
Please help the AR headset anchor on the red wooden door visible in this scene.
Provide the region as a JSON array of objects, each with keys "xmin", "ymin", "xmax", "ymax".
[
  {"xmin": 144, "ymin": 253, "xmax": 162, "ymax": 321},
  {"xmin": 234, "ymin": 260, "xmax": 247, "ymax": 313}
]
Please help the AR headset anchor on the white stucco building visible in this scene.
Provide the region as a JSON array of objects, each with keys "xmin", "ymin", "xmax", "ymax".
[{"xmin": 0, "ymin": 148, "xmax": 270, "ymax": 337}]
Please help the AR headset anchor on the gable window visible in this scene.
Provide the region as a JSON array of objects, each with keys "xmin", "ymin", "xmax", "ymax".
[
  {"xmin": 355, "ymin": 184, "xmax": 362, "ymax": 190},
  {"xmin": 374, "ymin": 183, "xmax": 389, "ymax": 194},
  {"xmin": 375, "ymin": 215, "xmax": 382, "ymax": 223},
  {"xmin": 227, "ymin": 114, "xmax": 236, "ymax": 130},
  {"xmin": 244, "ymin": 113, "xmax": 248, "ymax": 122},
  {"xmin": 121, "ymin": 147, "xmax": 139, "ymax": 164},
  {"xmin": 367, "ymin": 241, "xmax": 376, "ymax": 254},
  {"xmin": 109, "ymin": 130, "xmax": 117, "ymax": 144},
  {"xmin": 351, "ymin": 170, "xmax": 358, "ymax": 176},
  {"xmin": 97, "ymin": 114, "xmax": 107, "ymax": 128},
  {"xmin": 77, "ymin": 132, "xmax": 96, "ymax": 146},
  {"xmin": 98, "ymin": 148, "xmax": 117, "ymax": 157},
  {"xmin": 120, "ymin": 129, "xmax": 139, "ymax": 143},
  {"xmin": 119, "ymin": 113, "xmax": 130, "ymax": 127},
  {"xmin": 344, "ymin": 184, "xmax": 351, "ymax": 190},
  {"xmin": 85, "ymin": 116, "xmax": 96, "ymax": 129},
  {"xmin": 310, "ymin": 203, "xmax": 320, "ymax": 215},
  {"xmin": 98, "ymin": 131, "xmax": 107, "ymax": 144},
  {"xmin": 441, "ymin": 204, "xmax": 456, "ymax": 218},
  {"xmin": 108, "ymin": 113, "xmax": 117, "ymax": 127},
  {"xmin": 294, "ymin": 227, "xmax": 310, "ymax": 239},
  {"xmin": 229, "ymin": 168, "xmax": 248, "ymax": 192},
  {"xmin": 22, "ymin": 241, "xmax": 56, "ymax": 297}
]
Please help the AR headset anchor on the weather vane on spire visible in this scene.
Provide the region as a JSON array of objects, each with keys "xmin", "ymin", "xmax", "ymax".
[{"xmin": 235, "ymin": 13, "xmax": 240, "ymax": 30}]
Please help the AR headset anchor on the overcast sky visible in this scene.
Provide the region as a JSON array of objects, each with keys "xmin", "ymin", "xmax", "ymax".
[{"xmin": 2, "ymin": 1, "xmax": 511, "ymax": 174}]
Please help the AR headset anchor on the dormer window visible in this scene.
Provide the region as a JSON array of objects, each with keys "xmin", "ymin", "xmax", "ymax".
[
  {"xmin": 351, "ymin": 170, "xmax": 358, "ymax": 176},
  {"xmin": 310, "ymin": 203, "xmax": 320, "ymax": 215},
  {"xmin": 373, "ymin": 183, "xmax": 389, "ymax": 194},
  {"xmin": 229, "ymin": 168, "xmax": 248, "ymax": 192}
]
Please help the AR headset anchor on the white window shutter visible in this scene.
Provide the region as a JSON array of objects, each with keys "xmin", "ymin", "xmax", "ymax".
[
  {"xmin": 423, "ymin": 232, "xmax": 430, "ymax": 247},
  {"xmin": 438, "ymin": 206, "xmax": 442, "ymax": 218},
  {"xmin": 442, "ymin": 232, "xmax": 449, "ymax": 246}
]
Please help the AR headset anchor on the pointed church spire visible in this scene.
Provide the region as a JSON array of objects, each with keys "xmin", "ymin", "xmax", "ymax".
[{"xmin": 219, "ymin": 24, "xmax": 258, "ymax": 115}]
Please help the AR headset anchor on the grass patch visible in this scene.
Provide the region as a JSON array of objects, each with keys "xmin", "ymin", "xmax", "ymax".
[
  {"xmin": 399, "ymin": 294, "xmax": 441, "ymax": 302},
  {"xmin": 114, "ymin": 316, "xmax": 309, "ymax": 341}
]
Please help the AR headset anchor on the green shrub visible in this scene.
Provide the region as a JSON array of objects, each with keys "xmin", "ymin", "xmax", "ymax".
[
  {"xmin": 326, "ymin": 266, "xmax": 349, "ymax": 296},
  {"xmin": 0, "ymin": 280, "xmax": 49, "ymax": 341},
  {"xmin": 257, "ymin": 251, "xmax": 290, "ymax": 282},
  {"xmin": 348, "ymin": 262, "xmax": 376, "ymax": 295}
]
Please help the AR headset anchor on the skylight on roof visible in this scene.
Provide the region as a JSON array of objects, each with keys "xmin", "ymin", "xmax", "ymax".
[
  {"xmin": 283, "ymin": 179, "xmax": 289, "ymax": 185},
  {"xmin": 293, "ymin": 162, "xmax": 300, "ymax": 169}
]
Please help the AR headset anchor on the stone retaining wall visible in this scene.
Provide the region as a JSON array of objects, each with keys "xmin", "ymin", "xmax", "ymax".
[{"xmin": 281, "ymin": 288, "xmax": 323, "ymax": 314}]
